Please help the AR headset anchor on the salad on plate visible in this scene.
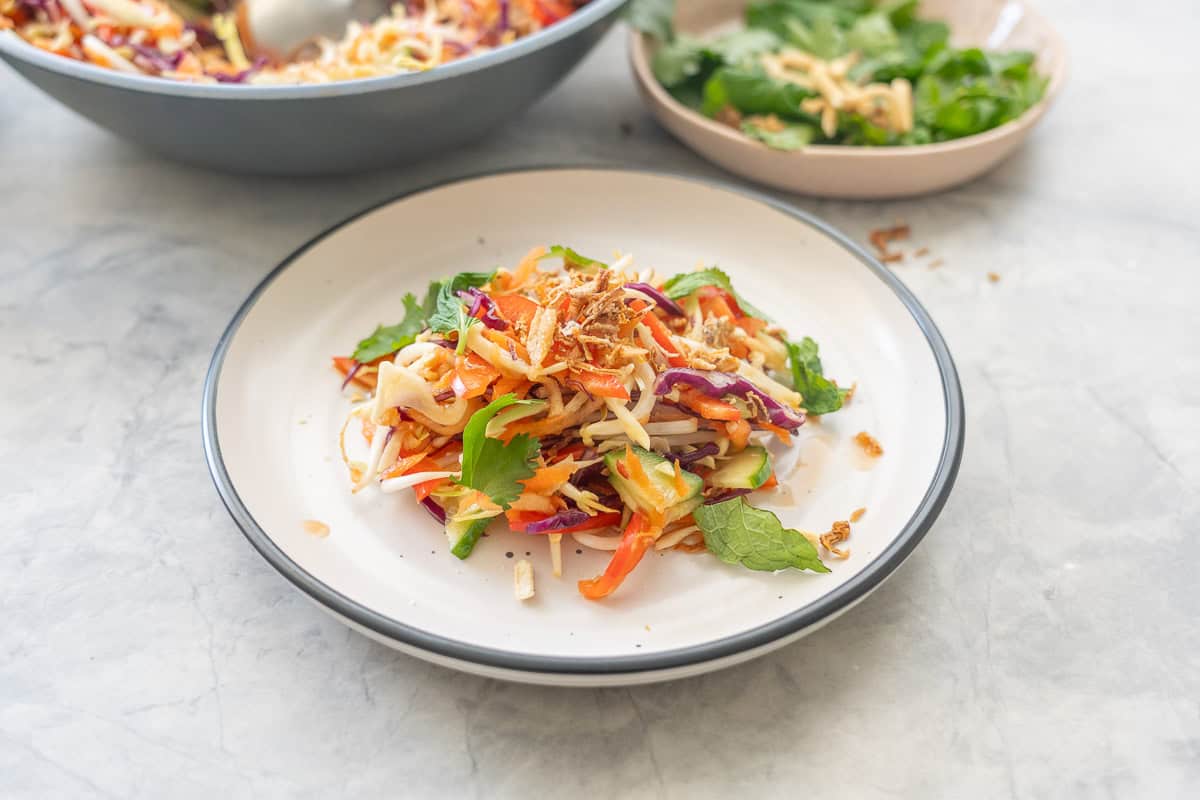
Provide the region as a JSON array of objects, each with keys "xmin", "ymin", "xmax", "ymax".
[{"xmin": 334, "ymin": 246, "xmax": 853, "ymax": 600}]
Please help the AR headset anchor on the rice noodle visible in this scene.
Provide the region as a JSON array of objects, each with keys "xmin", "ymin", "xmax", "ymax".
[
  {"xmin": 572, "ymin": 531, "xmax": 622, "ymax": 551},
  {"xmin": 655, "ymin": 525, "xmax": 701, "ymax": 550},
  {"xmin": 379, "ymin": 470, "xmax": 458, "ymax": 493}
]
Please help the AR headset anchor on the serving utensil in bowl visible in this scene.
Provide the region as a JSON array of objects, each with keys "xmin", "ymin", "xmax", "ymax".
[
  {"xmin": 236, "ymin": 0, "xmax": 392, "ymax": 61},
  {"xmin": 0, "ymin": 0, "xmax": 627, "ymax": 175}
]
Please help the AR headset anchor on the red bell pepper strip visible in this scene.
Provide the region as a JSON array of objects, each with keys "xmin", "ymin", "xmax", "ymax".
[{"xmin": 578, "ymin": 512, "xmax": 657, "ymax": 600}]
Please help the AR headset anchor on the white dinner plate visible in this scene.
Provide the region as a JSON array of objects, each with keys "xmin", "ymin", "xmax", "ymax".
[{"xmin": 203, "ymin": 168, "xmax": 964, "ymax": 686}]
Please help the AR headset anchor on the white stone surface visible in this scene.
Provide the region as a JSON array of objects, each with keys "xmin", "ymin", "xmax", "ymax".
[{"xmin": 2, "ymin": 3, "xmax": 1198, "ymax": 796}]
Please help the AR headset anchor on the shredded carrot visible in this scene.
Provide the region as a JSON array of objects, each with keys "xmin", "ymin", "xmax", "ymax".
[
  {"xmin": 672, "ymin": 460, "xmax": 689, "ymax": 498},
  {"xmin": 332, "ymin": 356, "xmax": 376, "ymax": 390},
  {"xmin": 379, "ymin": 450, "xmax": 431, "ymax": 480},
  {"xmin": 623, "ymin": 444, "xmax": 665, "ymax": 508},
  {"xmin": 504, "ymin": 245, "xmax": 547, "ymax": 290},
  {"xmin": 725, "ymin": 419, "xmax": 752, "ymax": 451},
  {"xmin": 759, "ymin": 422, "xmax": 793, "ymax": 445},
  {"xmin": 500, "ymin": 414, "xmax": 570, "ymax": 441},
  {"xmin": 520, "ymin": 461, "xmax": 576, "ymax": 495},
  {"xmin": 492, "ymin": 375, "xmax": 533, "ymax": 399},
  {"xmin": 413, "ymin": 478, "xmax": 448, "ymax": 502},
  {"xmin": 483, "ymin": 328, "xmax": 530, "ymax": 361},
  {"xmin": 454, "ymin": 353, "xmax": 500, "ymax": 399}
]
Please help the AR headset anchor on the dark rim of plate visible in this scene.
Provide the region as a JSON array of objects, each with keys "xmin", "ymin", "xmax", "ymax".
[
  {"xmin": 201, "ymin": 166, "xmax": 965, "ymax": 676},
  {"xmin": 0, "ymin": 0, "xmax": 626, "ymax": 100}
]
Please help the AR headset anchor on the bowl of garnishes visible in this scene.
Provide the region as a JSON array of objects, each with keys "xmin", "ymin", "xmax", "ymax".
[
  {"xmin": 0, "ymin": 0, "xmax": 626, "ymax": 174},
  {"xmin": 628, "ymin": 0, "xmax": 1066, "ymax": 198}
]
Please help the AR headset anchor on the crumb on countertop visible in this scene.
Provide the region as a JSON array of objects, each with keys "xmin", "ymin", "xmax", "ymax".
[
  {"xmin": 869, "ymin": 224, "xmax": 911, "ymax": 263},
  {"xmin": 988, "ymin": 272, "xmax": 1001, "ymax": 283},
  {"xmin": 850, "ymin": 507, "xmax": 867, "ymax": 522},
  {"xmin": 854, "ymin": 431, "xmax": 884, "ymax": 458}
]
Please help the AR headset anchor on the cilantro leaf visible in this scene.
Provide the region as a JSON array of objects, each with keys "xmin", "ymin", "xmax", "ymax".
[
  {"xmin": 661, "ymin": 267, "xmax": 770, "ymax": 319},
  {"xmin": 652, "ymin": 34, "xmax": 711, "ymax": 87},
  {"xmin": 787, "ymin": 336, "xmax": 847, "ymax": 415},
  {"xmin": 694, "ymin": 497, "xmax": 829, "ymax": 573},
  {"xmin": 352, "ymin": 292, "xmax": 428, "ymax": 363},
  {"xmin": 426, "ymin": 271, "xmax": 495, "ymax": 334},
  {"xmin": 626, "ymin": 0, "xmax": 675, "ymax": 41},
  {"xmin": 457, "ymin": 394, "xmax": 541, "ymax": 509},
  {"xmin": 846, "ymin": 11, "xmax": 899, "ymax": 57},
  {"xmin": 707, "ymin": 28, "xmax": 781, "ymax": 65}
]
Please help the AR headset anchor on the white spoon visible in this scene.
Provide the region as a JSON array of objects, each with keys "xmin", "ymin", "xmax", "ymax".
[{"xmin": 235, "ymin": 0, "xmax": 392, "ymax": 60}]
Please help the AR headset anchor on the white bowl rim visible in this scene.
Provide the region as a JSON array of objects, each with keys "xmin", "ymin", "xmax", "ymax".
[
  {"xmin": 627, "ymin": 0, "xmax": 1068, "ymax": 158},
  {"xmin": 201, "ymin": 165, "xmax": 966, "ymax": 677},
  {"xmin": 0, "ymin": 0, "xmax": 625, "ymax": 100}
]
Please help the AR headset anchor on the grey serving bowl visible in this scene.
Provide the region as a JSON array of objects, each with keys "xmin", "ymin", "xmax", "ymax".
[{"xmin": 0, "ymin": 0, "xmax": 625, "ymax": 175}]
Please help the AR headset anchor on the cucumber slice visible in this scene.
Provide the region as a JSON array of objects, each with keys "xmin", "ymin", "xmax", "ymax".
[
  {"xmin": 709, "ymin": 446, "xmax": 772, "ymax": 489},
  {"xmin": 604, "ymin": 446, "xmax": 703, "ymax": 521},
  {"xmin": 446, "ymin": 516, "xmax": 491, "ymax": 560}
]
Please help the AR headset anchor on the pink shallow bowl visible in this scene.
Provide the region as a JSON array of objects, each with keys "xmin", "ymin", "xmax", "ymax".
[{"xmin": 629, "ymin": 0, "xmax": 1068, "ymax": 199}]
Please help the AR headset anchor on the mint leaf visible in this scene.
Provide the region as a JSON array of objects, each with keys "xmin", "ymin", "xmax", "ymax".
[
  {"xmin": 352, "ymin": 292, "xmax": 428, "ymax": 363},
  {"xmin": 694, "ymin": 497, "xmax": 829, "ymax": 573},
  {"xmin": 626, "ymin": 0, "xmax": 675, "ymax": 41},
  {"xmin": 458, "ymin": 394, "xmax": 541, "ymax": 509},
  {"xmin": 786, "ymin": 337, "xmax": 846, "ymax": 415},
  {"xmin": 544, "ymin": 245, "xmax": 608, "ymax": 272},
  {"xmin": 789, "ymin": 335, "xmax": 823, "ymax": 374},
  {"xmin": 700, "ymin": 67, "xmax": 816, "ymax": 120},
  {"xmin": 661, "ymin": 267, "xmax": 769, "ymax": 319},
  {"xmin": 426, "ymin": 271, "xmax": 495, "ymax": 334},
  {"xmin": 741, "ymin": 119, "xmax": 815, "ymax": 150},
  {"xmin": 662, "ymin": 267, "xmax": 734, "ymax": 299}
]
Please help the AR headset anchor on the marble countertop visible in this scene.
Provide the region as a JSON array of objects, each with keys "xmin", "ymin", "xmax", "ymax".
[{"xmin": 3, "ymin": 3, "xmax": 1198, "ymax": 796}]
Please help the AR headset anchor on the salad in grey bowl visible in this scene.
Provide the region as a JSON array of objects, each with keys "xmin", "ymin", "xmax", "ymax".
[{"xmin": 0, "ymin": 0, "xmax": 626, "ymax": 175}]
